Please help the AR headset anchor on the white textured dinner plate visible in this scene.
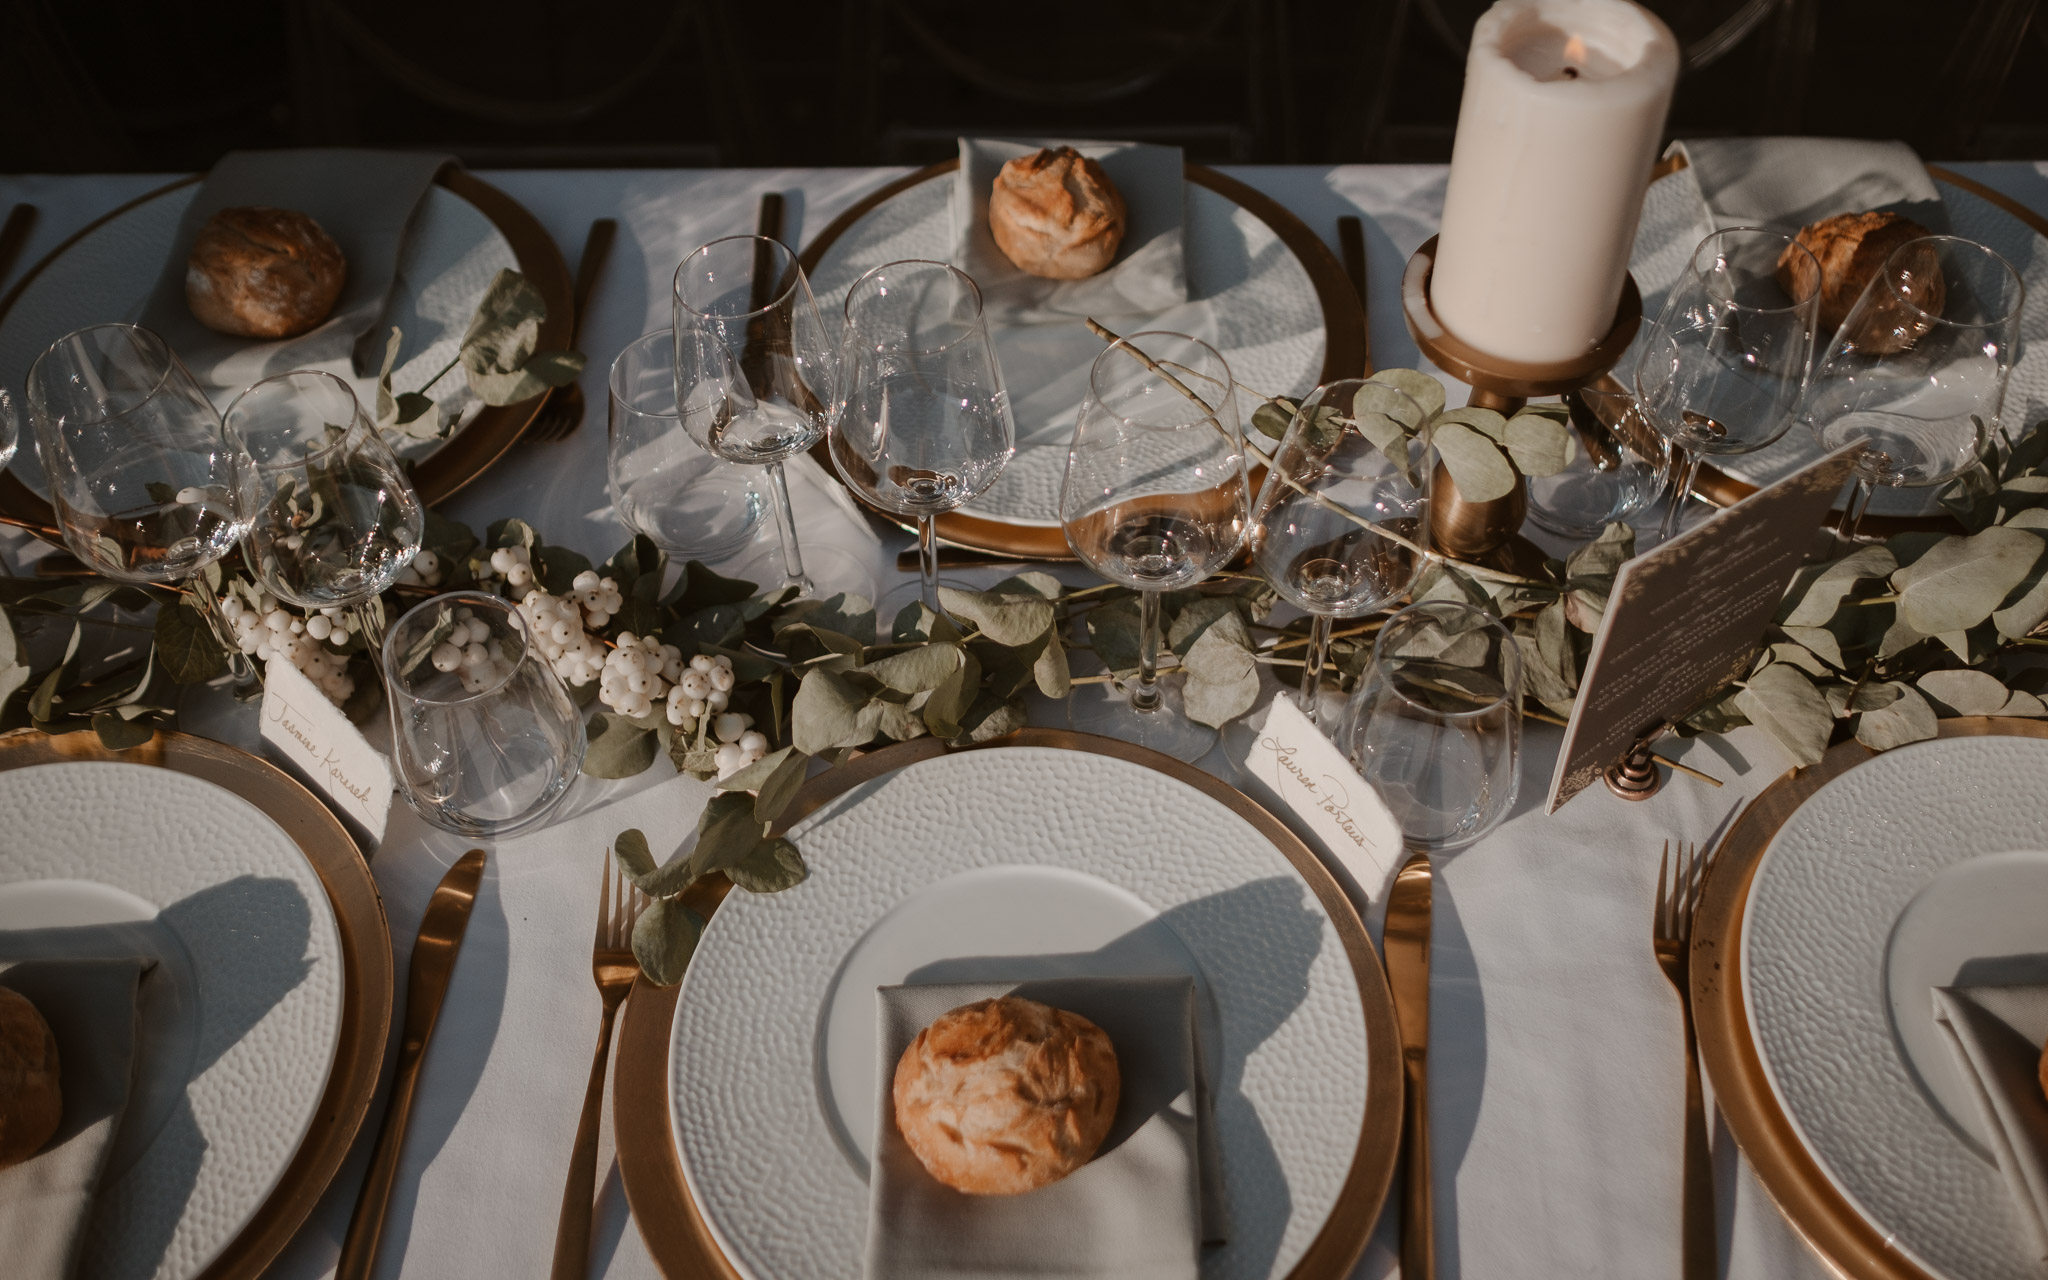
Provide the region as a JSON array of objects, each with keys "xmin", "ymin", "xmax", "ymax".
[
  {"xmin": 1743, "ymin": 735, "xmax": 2048, "ymax": 1280},
  {"xmin": 0, "ymin": 762, "xmax": 344, "ymax": 1280},
  {"xmin": 669, "ymin": 745, "xmax": 1372, "ymax": 1280},
  {"xmin": 805, "ymin": 171, "xmax": 1326, "ymax": 527}
]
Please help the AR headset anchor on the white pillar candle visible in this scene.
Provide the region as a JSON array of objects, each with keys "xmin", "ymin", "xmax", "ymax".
[{"xmin": 1431, "ymin": 0, "xmax": 1678, "ymax": 365}]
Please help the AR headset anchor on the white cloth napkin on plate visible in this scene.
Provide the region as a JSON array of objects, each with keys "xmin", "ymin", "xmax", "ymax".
[
  {"xmin": 952, "ymin": 138, "xmax": 1187, "ymax": 324},
  {"xmin": 136, "ymin": 148, "xmax": 452, "ymax": 391},
  {"xmin": 0, "ymin": 957, "xmax": 149, "ymax": 1280},
  {"xmin": 865, "ymin": 976, "xmax": 1221, "ymax": 1280},
  {"xmin": 1932, "ymin": 985, "xmax": 2048, "ymax": 1263},
  {"xmin": 1669, "ymin": 136, "xmax": 1942, "ymax": 232}
]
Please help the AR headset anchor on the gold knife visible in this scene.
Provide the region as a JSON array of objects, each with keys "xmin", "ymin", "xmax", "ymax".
[
  {"xmin": 337, "ymin": 848, "xmax": 488, "ymax": 1280},
  {"xmin": 1383, "ymin": 851, "xmax": 1435, "ymax": 1280}
]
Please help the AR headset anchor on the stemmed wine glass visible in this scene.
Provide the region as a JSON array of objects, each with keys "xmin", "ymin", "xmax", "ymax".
[
  {"xmin": 1250, "ymin": 378, "xmax": 1432, "ymax": 725},
  {"xmin": 1060, "ymin": 331, "xmax": 1250, "ymax": 762},
  {"xmin": 224, "ymin": 370, "xmax": 424, "ymax": 654},
  {"xmin": 831, "ymin": 260, "xmax": 1014, "ymax": 616},
  {"xmin": 25, "ymin": 323, "xmax": 255, "ymax": 674},
  {"xmin": 1802, "ymin": 235, "xmax": 2024, "ymax": 543},
  {"xmin": 672, "ymin": 235, "xmax": 834, "ymax": 597},
  {"xmin": 1636, "ymin": 227, "xmax": 1821, "ymax": 541}
]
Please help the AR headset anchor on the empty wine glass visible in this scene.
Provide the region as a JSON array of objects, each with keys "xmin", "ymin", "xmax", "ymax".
[
  {"xmin": 225, "ymin": 370, "xmax": 424, "ymax": 653},
  {"xmin": 608, "ymin": 328, "xmax": 766, "ymax": 562},
  {"xmin": 1061, "ymin": 331, "xmax": 1249, "ymax": 762},
  {"xmin": 1803, "ymin": 235, "xmax": 2024, "ymax": 543},
  {"xmin": 1524, "ymin": 385, "xmax": 1671, "ymax": 539},
  {"xmin": 383, "ymin": 591, "xmax": 586, "ymax": 837},
  {"xmin": 673, "ymin": 236, "xmax": 834, "ymax": 597},
  {"xmin": 25, "ymin": 323, "xmax": 255, "ymax": 672},
  {"xmin": 831, "ymin": 260, "xmax": 1015, "ymax": 614},
  {"xmin": 1339, "ymin": 600, "xmax": 1522, "ymax": 852},
  {"xmin": 1250, "ymin": 378, "xmax": 1432, "ymax": 725},
  {"xmin": 1636, "ymin": 227, "xmax": 1821, "ymax": 541}
]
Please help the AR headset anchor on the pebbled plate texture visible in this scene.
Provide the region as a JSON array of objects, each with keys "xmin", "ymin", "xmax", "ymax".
[
  {"xmin": 0, "ymin": 761, "xmax": 343, "ymax": 1280},
  {"xmin": 669, "ymin": 745, "xmax": 1371, "ymax": 1280},
  {"xmin": 1743, "ymin": 734, "xmax": 2048, "ymax": 1280}
]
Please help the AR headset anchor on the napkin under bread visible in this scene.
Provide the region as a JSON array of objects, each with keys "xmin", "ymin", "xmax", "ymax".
[
  {"xmin": 136, "ymin": 148, "xmax": 451, "ymax": 393},
  {"xmin": 866, "ymin": 976, "xmax": 1222, "ymax": 1279},
  {"xmin": 1932, "ymin": 985, "xmax": 2048, "ymax": 1264},
  {"xmin": 952, "ymin": 138, "xmax": 1187, "ymax": 324},
  {"xmin": 0, "ymin": 958, "xmax": 150, "ymax": 1280}
]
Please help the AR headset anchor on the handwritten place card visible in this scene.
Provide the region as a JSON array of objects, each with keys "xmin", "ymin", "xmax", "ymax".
[
  {"xmin": 1546, "ymin": 442, "xmax": 1864, "ymax": 812},
  {"xmin": 261, "ymin": 658, "xmax": 394, "ymax": 842},
  {"xmin": 1240, "ymin": 694, "xmax": 1404, "ymax": 900}
]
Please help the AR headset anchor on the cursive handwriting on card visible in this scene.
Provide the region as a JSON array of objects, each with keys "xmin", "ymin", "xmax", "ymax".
[
  {"xmin": 1241, "ymin": 694, "xmax": 1402, "ymax": 899},
  {"xmin": 260, "ymin": 658, "xmax": 393, "ymax": 840}
]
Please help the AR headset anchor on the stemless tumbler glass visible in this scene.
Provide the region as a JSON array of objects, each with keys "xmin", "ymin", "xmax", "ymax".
[
  {"xmin": 1339, "ymin": 600, "xmax": 1522, "ymax": 852},
  {"xmin": 608, "ymin": 329, "xmax": 765, "ymax": 562},
  {"xmin": 672, "ymin": 236, "xmax": 834, "ymax": 596},
  {"xmin": 383, "ymin": 591, "xmax": 586, "ymax": 838},
  {"xmin": 1636, "ymin": 227, "xmax": 1820, "ymax": 541},
  {"xmin": 1250, "ymin": 378, "xmax": 1431, "ymax": 725},
  {"xmin": 1061, "ymin": 331, "xmax": 1249, "ymax": 762},
  {"xmin": 225, "ymin": 370, "xmax": 423, "ymax": 651},
  {"xmin": 1803, "ymin": 235, "xmax": 2025, "ymax": 543},
  {"xmin": 831, "ymin": 260, "xmax": 1015, "ymax": 615}
]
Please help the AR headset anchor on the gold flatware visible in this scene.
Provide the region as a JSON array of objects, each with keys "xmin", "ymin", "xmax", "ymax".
[
  {"xmin": 892, "ymin": 545, "xmax": 1029, "ymax": 573},
  {"xmin": 1654, "ymin": 838, "xmax": 1716, "ymax": 1280},
  {"xmin": 0, "ymin": 203, "xmax": 37, "ymax": 288},
  {"xmin": 528, "ymin": 219, "xmax": 617, "ymax": 443},
  {"xmin": 550, "ymin": 852, "xmax": 647, "ymax": 1279},
  {"xmin": 1337, "ymin": 214, "xmax": 1371, "ymax": 375},
  {"xmin": 1383, "ymin": 850, "xmax": 1434, "ymax": 1280},
  {"xmin": 337, "ymin": 848, "xmax": 488, "ymax": 1280}
]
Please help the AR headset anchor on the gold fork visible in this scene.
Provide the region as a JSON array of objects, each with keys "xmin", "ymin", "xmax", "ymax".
[
  {"xmin": 550, "ymin": 852, "xmax": 645, "ymax": 1279},
  {"xmin": 1654, "ymin": 839, "xmax": 1716, "ymax": 1280}
]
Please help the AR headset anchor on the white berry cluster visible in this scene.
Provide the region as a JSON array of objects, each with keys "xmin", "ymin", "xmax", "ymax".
[
  {"xmin": 516, "ymin": 589, "xmax": 605, "ymax": 687},
  {"xmin": 477, "ymin": 544, "xmax": 537, "ymax": 592},
  {"xmin": 596, "ymin": 632, "xmax": 688, "ymax": 720},
  {"xmin": 217, "ymin": 589, "xmax": 357, "ymax": 704},
  {"xmin": 427, "ymin": 608, "xmax": 516, "ymax": 693},
  {"xmin": 712, "ymin": 712, "xmax": 771, "ymax": 780},
  {"xmin": 393, "ymin": 547, "xmax": 445, "ymax": 588},
  {"xmin": 663, "ymin": 652, "xmax": 737, "ymax": 726}
]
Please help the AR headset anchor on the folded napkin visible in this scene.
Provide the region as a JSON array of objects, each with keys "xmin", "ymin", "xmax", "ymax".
[
  {"xmin": 1932, "ymin": 985, "xmax": 2048, "ymax": 1263},
  {"xmin": 1670, "ymin": 136, "xmax": 1942, "ymax": 233},
  {"xmin": 136, "ymin": 148, "xmax": 452, "ymax": 392},
  {"xmin": 0, "ymin": 958, "xmax": 150, "ymax": 1280},
  {"xmin": 952, "ymin": 138, "xmax": 1187, "ymax": 325},
  {"xmin": 866, "ymin": 976, "xmax": 1222, "ymax": 1280}
]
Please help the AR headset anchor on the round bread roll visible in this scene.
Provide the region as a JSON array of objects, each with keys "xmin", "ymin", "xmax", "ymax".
[
  {"xmin": 892, "ymin": 995, "xmax": 1119, "ymax": 1196},
  {"xmin": 185, "ymin": 206, "xmax": 348, "ymax": 340},
  {"xmin": 0, "ymin": 987, "xmax": 61, "ymax": 1169},
  {"xmin": 1777, "ymin": 211, "xmax": 1941, "ymax": 354},
  {"xmin": 988, "ymin": 147, "xmax": 1128, "ymax": 281}
]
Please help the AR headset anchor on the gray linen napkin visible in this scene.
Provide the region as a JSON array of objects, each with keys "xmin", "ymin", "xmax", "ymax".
[
  {"xmin": 0, "ymin": 958, "xmax": 149, "ymax": 1280},
  {"xmin": 866, "ymin": 976, "xmax": 1222, "ymax": 1280},
  {"xmin": 1933, "ymin": 985, "xmax": 2048, "ymax": 1264},
  {"xmin": 952, "ymin": 138, "xmax": 1187, "ymax": 324},
  {"xmin": 136, "ymin": 148, "xmax": 452, "ymax": 391},
  {"xmin": 1670, "ymin": 137, "xmax": 1942, "ymax": 233}
]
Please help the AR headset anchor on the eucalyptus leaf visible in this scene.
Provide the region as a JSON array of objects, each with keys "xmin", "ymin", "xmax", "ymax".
[
  {"xmin": 1999, "ymin": 689, "xmax": 2048, "ymax": 717},
  {"xmin": 937, "ymin": 587, "xmax": 1054, "ymax": 646},
  {"xmin": 1503, "ymin": 406, "xmax": 1576, "ymax": 478},
  {"xmin": 1366, "ymin": 368, "xmax": 1446, "ymax": 420},
  {"xmin": 1167, "ymin": 597, "xmax": 1241, "ymax": 655},
  {"xmin": 1917, "ymin": 668, "xmax": 2012, "ymax": 716},
  {"xmin": 951, "ymin": 691, "xmax": 1027, "ymax": 745},
  {"xmin": 0, "ymin": 608, "xmax": 27, "ymax": 721},
  {"xmin": 522, "ymin": 350, "xmax": 588, "ymax": 388},
  {"xmin": 1429, "ymin": 420, "xmax": 1518, "ymax": 503},
  {"xmin": 991, "ymin": 572, "xmax": 1064, "ymax": 601},
  {"xmin": 92, "ymin": 710, "xmax": 155, "ymax": 751},
  {"xmin": 725, "ymin": 836, "xmax": 808, "ymax": 893},
  {"xmin": 1855, "ymin": 683, "xmax": 1939, "ymax": 750},
  {"xmin": 1781, "ymin": 544, "xmax": 1897, "ymax": 628},
  {"xmin": 154, "ymin": 600, "xmax": 227, "ymax": 684},
  {"xmin": 1734, "ymin": 664, "xmax": 1832, "ymax": 767},
  {"xmin": 1250, "ymin": 398, "xmax": 1297, "ymax": 441},
  {"xmin": 777, "ymin": 593, "xmax": 878, "ymax": 647},
  {"xmin": 1764, "ymin": 639, "xmax": 1835, "ymax": 677},
  {"xmin": 923, "ymin": 645, "xmax": 981, "ymax": 738},
  {"xmin": 1032, "ymin": 634, "xmax": 1070, "ymax": 699},
  {"xmin": 685, "ymin": 791, "xmax": 768, "ymax": 881},
  {"xmin": 871, "ymin": 699, "xmax": 927, "ymax": 742},
  {"xmin": 1435, "ymin": 405, "xmax": 1509, "ymax": 443},
  {"xmin": 1779, "ymin": 625, "xmax": 1847, "ymax": 672},
  {"xmin": 461, "ymin": 269, "xmax": 555, "ymax": 405},
  {"xmin": 1085, "ymin": 597, "xmax": 1144, "ymax": 674},
  {"xmin": 632, "ymin": 896, "xmax": 704, "ymax": 987},
  {"xmin": 1891, "ymin": 526, "xmax": 2043, "ymax": 635},
  {"xmin": 613, "ymin": 828, "xmax": 656, "ymax": 880},
  {"xmin": 791, "ymin": 667, "xmax": 880, "ymax": 754},
  {"xmin": 583, "ymin": 712, "xmax": 661, "ymax": 778},
  {"xmin": 860, "ymin": 643, "xmax": 964, "ymax": 694},
  {"xmin": 664, "ymin": 560, "xmax": 760, "ymax": 611},
  {"xmin": 716, "ymin": 745, "xmax": 795, "ymax": 794},
  {"xmin": 1180, "ymin": 610, "xmax": 1260, "ymax": 728},
  {"xmin": 1565, "ymin": 521, "xmax": 1635, "ymax": 586},
  {"xmin": 753, "ymin": 750, "xmax": 810, "ymax": 822}
]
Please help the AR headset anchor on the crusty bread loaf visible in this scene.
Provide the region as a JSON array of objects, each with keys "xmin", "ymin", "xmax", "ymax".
[
  {"xmin": 1777, "ymin": 211, "xmax": 1940, "ymax": 353},
  {"xmin": 185, "ymin": 206, "xmax": 347, "ymax": 340},
  {"xmin": 892, "ymin": 995, "xmax": 1120, "ymax": 1196},
  {"xmin": 0, "ymin": 987, "xmax": 61, "ymax": 1169},
  {"xmin": 988, "ymin": 147, "xmax": 1127, "ymax": 281}
]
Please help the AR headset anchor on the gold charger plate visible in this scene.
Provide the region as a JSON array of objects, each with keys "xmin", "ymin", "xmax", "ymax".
[
  {"xmin": 0, "ymin": 726, "xmax": 394, "ymax": 1280},
  {"xmin": 614, "ymin": 727, "xmax": 1403, "ymax": 1280},
  {"xmin": 796, "ymin": 161, "xmax": 1370, "ymax": 562},
  {"xmin": 0, "ymin": 167, "xmax": 572, "ymax": 545},
  {"xmin": 1691, "ymin": 716, "xmax": 2048, "ymax": 1280}
]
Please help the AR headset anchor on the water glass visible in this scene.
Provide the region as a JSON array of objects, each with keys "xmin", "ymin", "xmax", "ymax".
[
  {"xmin": 1524, "ymin": 386, "xmax": 1670, "ymax": 539},
  {"xmin": 383, "ymin": 591, "xmax": 586, "ymax": 838},
  {"xmin": 608, "ymin": 329, "xmax": 765, "ymax": 562},
  {"xmin": 1340, "ymin": 600, "xmax": 1522, "ymax": 852}
]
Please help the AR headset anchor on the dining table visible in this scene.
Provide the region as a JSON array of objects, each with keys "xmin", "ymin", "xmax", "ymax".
[{"xmin": 7, "ymin": 155, "xmax": 2048, "ymax": 1280}]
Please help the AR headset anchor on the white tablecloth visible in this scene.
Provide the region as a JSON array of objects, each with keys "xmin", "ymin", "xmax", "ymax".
[{"xmin": 7, "ymin": 160, "xmax": 2048, "ymax": 1280}]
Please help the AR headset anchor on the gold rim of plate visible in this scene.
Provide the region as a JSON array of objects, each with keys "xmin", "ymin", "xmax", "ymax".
[
  {"xmin": 0, "ymin": 726, "xmax": 393, "ymax": 1280},
  {"xmin": 1691, "ymin": 715, "xmax": 2048, "ymax": 1280},
  {"xmin": 0, "ymin": 167, "xmax": 572, "ymax": 545},
  {"xmin": 613, "ymin": 727, "xmax": 1403, "ymax": 1280}
]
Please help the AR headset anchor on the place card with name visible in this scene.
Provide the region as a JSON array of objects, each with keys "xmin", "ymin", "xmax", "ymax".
[
  {"xmin": 1240, "ymin": 693, "xmax": 1404, "ymax": 899},
  {"xmin": 1546, "ymin": 442, "xmax": 1864, "ymax": 811},
  {"xmin": 261, "ymin": 658, "xmax": 394, "ymax": 841}
]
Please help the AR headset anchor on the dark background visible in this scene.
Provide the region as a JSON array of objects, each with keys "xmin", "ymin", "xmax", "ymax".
[{"xmin": 2, "ymin": 0, "xmax": 2042, "ymax": 172}]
